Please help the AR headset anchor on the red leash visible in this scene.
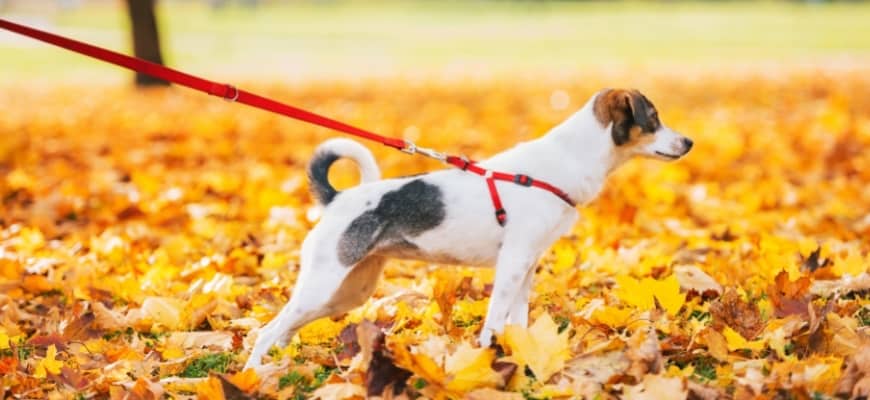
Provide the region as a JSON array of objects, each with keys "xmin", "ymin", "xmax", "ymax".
[{"xmin": 0, "ymin": 18, "xmax": 575, "ymax": 225}]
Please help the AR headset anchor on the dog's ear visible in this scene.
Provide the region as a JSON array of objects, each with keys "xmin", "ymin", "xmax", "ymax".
[
  {"xmin": 594, "ymin": 89, "xmax": 633, "ymax": 145},
  {"xmin": 594, "ymin": 89, "xmax": 657, "ymax": 146},
  {"xmin": 627, "ymin": 91, "xmax": 651, "ymax": 132}
]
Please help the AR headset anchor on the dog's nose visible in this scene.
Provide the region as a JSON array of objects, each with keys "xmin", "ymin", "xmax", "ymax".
[{"xmin": 682, "ymin": 137, "xmax": 694, "ymax": 151}]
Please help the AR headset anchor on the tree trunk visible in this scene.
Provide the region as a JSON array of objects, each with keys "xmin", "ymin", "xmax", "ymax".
[{"xmin": 125, "ymin": 0, "xmax": 168, "ymax": 86}]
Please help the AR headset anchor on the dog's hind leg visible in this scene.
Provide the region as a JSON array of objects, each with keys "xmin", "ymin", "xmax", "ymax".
[
  {"xmin": 244, "ymin": 255, "xmax": 386, "ymax": 370},
  {"xmin": 506, "ymin": 268, "xmax": 534, "ymax": 328}
]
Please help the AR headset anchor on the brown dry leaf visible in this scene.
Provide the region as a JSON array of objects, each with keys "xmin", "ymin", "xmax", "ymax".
[
  {"xmin": 836, "ymin": 344, "xmax": 870, "ymax": 398},
  {"xmin": 368, "ymin": 333, "xmax": 413, "ymax": 397},
  {"xmin": 62, "ymin": 312, "xmax": 100, "ymax": 341},
  {"xmin": 129, "ymin": 377, "xmax": 165, "ymax": 400},
  {"xmin": 92, "ymin": 301, "xmax": 128, "ymax": 331},
  {"xmin": 625, "ymin": 328, "xmax": 663, "ymax": 380},
  {"xmin": 217, "ymin": 373, "xmax": 256, "ymax": 400},
  {"xmin": 709, "ymin": 288, "xmax": 763, "ymax": 340},
  {"xmin": 696, "ymin": 328, "xmax": 729, "ymax": 361},
  {"xmin": 356, "ymin": 320, "xmax": 384, "ymax": 372},
  {"xmin": 768, "ymin": 271, "xmax": 813, "ymax": 318}
]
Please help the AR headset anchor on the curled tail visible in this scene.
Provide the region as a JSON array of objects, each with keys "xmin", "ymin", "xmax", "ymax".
[{"xmin": 307, "ymin": 138, "xmax": 381, "ymax": 205}]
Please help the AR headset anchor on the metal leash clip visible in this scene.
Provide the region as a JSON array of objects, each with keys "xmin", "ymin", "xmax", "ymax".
[{"xmin": 401, "ymin": 140, "xmax": 447, "ymax": 162}]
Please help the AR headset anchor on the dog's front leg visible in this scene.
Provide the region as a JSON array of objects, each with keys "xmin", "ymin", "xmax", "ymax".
[{"xmin": 478, "ymin": 243, "xmax": 537, "ymax": 347}]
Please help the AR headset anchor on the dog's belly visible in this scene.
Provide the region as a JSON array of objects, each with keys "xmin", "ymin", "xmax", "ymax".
[
  {"xmin": 373, "ymin": 243, "xmax": 466, "ymax": 265},
  {"xmin": 382, "ymin": 211, "xmax": 504, "ymax": 267},
  {"xmin": 372, "ymin": 235, "xmax": 498, "ymax": 266}
]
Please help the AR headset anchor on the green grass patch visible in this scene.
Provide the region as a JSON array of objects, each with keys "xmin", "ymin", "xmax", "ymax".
[{"xmin": 179, "ymin": 352, "xmax": 232, "ymax": 378}]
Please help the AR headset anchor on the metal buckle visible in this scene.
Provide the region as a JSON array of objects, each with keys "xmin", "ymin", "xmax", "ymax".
[
  {"xmin": 400, "ymin": 140, "xmax": 417, "ymax": 155},
  {"xmin": 513, "ymin": 174, "xmax": 533, "ymax": 187},
  {"xmin": 458, "ymin": 155, "xmax": 470, "ymax": 169},
  {"xmin": 494, "ymin": 208, "xmax": 507, "ymax": 226},
  {"xmin": 401, "ymin": 140, "xmax": 446, "ymax": 162},
  {"xmin": 417, "ymin": 146, "xmax": 447, "ymax": 162}
]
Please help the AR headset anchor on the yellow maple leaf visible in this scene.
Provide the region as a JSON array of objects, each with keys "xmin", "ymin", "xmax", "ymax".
[
  {"xmin": 34, "ymin": 345, "xmax": 63, "ymax": 379},
  {"xmin": 833, "ymin": 251, "xmax": 867, "ymax": 277},
  {"xmin": 297, "ymin": 317, "xmax": 346, "ymax": 345},
  {"xmin": 390, "ymin": 342, "xmax": 447, "ymax": 387},
  {"xmin": 501, "ymin": 313, "xmax": 569, "ymax": 385},
  {"xmin": 226, "ymin": 368, "xmax": 261, "ymax": 393},
  {"xmin": 391, "ymin": 338, "xmax": 501, "ymax": 397},
  {"xmin": 722, "ymin": 326, "xmax": 765, "ymax": 352},
  {"xmin": 590, "ymin": 305, "xmax": 636, "ymax": 328},
  {"xmin": 444, "ymin": 342, "xmax": 502, "ymax": 391},
  {"xmin": 614, "ymin": 274, "xmax": 685, "ymax": 316},
  {"xmin": 550, "ymin": 241, "xmax": 577, "ymax": 274}
]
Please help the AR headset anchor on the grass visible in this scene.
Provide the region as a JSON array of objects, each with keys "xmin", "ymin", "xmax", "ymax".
[
  {"xmin": 1, "ymin": 1, "xmax": 870, "ymax": 83},
  {"xmin": 179, "ymin": 352, "xmax": 232, "ymax": 378}
]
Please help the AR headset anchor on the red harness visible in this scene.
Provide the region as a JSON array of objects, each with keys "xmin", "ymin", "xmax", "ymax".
[
  {"xmin": 0, "ymin": 18, "xmax": 576, "ymax": 225},
  {"xmin": 444, "ymin": 156, "xmax": 575, "ymax": 225}
]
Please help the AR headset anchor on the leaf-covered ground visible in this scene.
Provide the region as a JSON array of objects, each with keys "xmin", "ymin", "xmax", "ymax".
[{"xmin": 1, "ymin": 69, "xmax": 869, "ymax": 399}]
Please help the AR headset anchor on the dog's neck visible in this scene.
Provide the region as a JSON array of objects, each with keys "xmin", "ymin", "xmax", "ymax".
[{"xmin": 487, "ymin": 95, "xmax": 631, "ymax": 206}]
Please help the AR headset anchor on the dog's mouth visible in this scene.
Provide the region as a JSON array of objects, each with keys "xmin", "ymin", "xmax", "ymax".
[{"xmin": 655, "ymin": 151, "xmax": 681, "ymax": 159}]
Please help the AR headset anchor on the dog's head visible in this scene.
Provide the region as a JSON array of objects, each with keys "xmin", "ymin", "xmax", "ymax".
[{"xmin": 593, "ymin": 89, "xmax": 692, "ymax": 161}]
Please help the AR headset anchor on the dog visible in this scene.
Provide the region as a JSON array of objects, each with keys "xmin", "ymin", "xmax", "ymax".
[{"xmin": 243, "ymin": 88, "xmax": 693, "ymax": 369}]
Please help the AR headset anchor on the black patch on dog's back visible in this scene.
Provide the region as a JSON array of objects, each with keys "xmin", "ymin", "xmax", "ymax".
[{"xmin": 337, "ymin": 179, "xmax": 445, "ymax": 266}]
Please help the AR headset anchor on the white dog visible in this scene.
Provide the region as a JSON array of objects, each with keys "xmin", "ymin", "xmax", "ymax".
[{"xmin": 244, "ymin": 89, "xmax": 693, "ymax": 369}]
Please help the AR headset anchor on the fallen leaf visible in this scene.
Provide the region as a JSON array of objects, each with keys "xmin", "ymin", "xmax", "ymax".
[
  {"xmin": 501, "ymin": 313, "xmax": 570, "ymax": 384},
  {"xmin": 625, "ymin": 328, "xmax": 663, "ymax": 380},
  {"xmin": 34, "ymin": 344, "xmax": 63, "ymax": 378},
  {"xmin": 674, "ymin": 265, "xmax": 722, "ymax": 296},
  {"xmin": 465, "ymin": 387, "xmax": 524, "ymax": 400},
  {"xmin": 709, "ymin": 288, "xmax": 763, "ymax": 340},
  {"xmin": 443, "ymin": 342, "xmax": 503, "ymax": 391},
  {"xmin": 615, "ymin": 275, "xmax": 686, "ymax": 316},
  {"xmin": 624, "ymin": 374, "xmax": 687, "ymax": 400},
  {"xmin": 310, "ymin": 382, "xmax": 366, "ymax": 399},
  {"xmin": 129, "ymin": 376, "xmax": 165, "ymax": 400},
  {"xmin": 697, "ymin": 328, "xmax": 729, "ymax": 361},
  {"xmin": 767, "ymin": 271, "xmax": 812, "ymax": 318},
  {"xmin": 722, "ymin": 327, "xmax": 765, "ymax": 352}
]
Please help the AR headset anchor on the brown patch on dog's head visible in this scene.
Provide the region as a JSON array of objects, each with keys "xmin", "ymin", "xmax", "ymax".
[{"xmin": 593, "ymin": 89, "xmax": 661, "ymax": 146}]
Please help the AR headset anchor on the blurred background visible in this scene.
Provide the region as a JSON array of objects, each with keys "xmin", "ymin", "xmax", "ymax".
[{"xmin": 2, "ymin": 0, "xmax": 869, "ymax": 84}]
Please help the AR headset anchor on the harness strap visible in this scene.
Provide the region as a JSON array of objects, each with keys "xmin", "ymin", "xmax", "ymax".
[{"xmin": 446, "ymin": 156, "xmax": 576, "ymax": 226}]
